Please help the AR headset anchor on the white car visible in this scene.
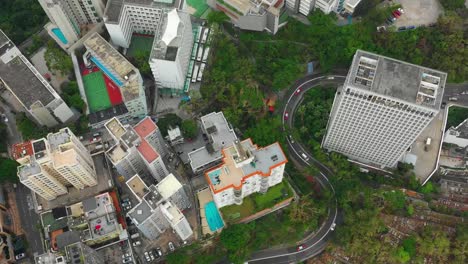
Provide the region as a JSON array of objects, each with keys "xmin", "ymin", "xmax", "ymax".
[
  {"xmin": 330, "ymin": 223, "xmax": 336, "ymax": 231},
  {"xmin": 168, "ymin": 241, "xmax": 175, "ymax": 251},
  {"xmin": 132, "ymin": 240, "xmax": 141, "ymax": 247},
  {"xmin": 15, "ymin": 253, "xmax": 26, "ymax": 260},
  {"xmin": 398, "ymin": 8, "xmax": 404, "ymax": 14}
]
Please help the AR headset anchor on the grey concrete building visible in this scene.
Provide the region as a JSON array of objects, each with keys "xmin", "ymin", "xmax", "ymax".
[{"xmin": 322, "ymin": 50, "xmax": 447, "ymax": 168}]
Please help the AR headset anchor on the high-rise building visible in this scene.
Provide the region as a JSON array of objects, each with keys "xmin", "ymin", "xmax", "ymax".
[
  {"xmin": 188, "ymin": 112, "xmax": 238, "ymax": 174},
  {"xmin": 105, "ymin": 117, "xmax": 169, "ymax": 182},
  {"xmin": 83, "ymin": 32, "xmax": 148, "ymax": 123},
  {"xmin": 206, "ymin": 0, "xmax": 287, "ymax": 34},
  {"xmin": 14, "ymin": 128, "xmax": 97, "ymax": 200},
  {"xmin": 286, "ymin": 0, "xmax": 361, "ymax": 16},
  {"xmin": 322, "ymin": 50, "xmax": 447, "ymax": 168},
  {"xmin": 149, "ymin": 9, "xmax": 193, "ymax": 95},
  {"xmin": 126, "ymin": 174, "xmax": 192, "ymax": 240},
  {"xmin": 0, "ymin": 30, "xmax": 74, "ymax": 128},
  {"xmin": 39, "ymin": 0, "xmax": 105, "ymax": 50},
  {"xmin": 103, "ymin": 0, "xmax": 177, "ymax": 48},
  {"xmin": 205, "ymin": 139, "xmax": 287, "ymax": 208}
]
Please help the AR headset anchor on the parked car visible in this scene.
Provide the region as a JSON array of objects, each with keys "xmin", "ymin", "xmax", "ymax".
[
  {"xmin": 15, "ymin": 253, "xmax": 26, "ymax": 260},
  {"xmin": 407, "ymin": 25, "xmax": 416, "ymax": 30},
  {"xmin": 168, "ymin": 242, "xmax": 175, "ymax": 251},
  {"xmin": 297, "ymin": 245, "xmax": 304, "ymax": 251},
  {"xmin": 156, "ymin": 247, "xmax": 163, "ymax": 257},
  {"xmin": 392, "ymin": 11, "xmax": 400, "ymax": 18},
  {"xmin": 288, "ymin": 135, "xmax": 294, "ymax": 144},
  {"xmin": 132, "ymin": 240, "xmax": 141, "ymax": 247},
  {"xmin": 294, "ymin": 87, "xmax": 302, "ymax": 95},
  {"xmin": 122, "ymin": 253, "xmax": 131, "ymax": 259},
  {"xmin": 144, "ymin": 251, "xmax": 151, "ymax": 262},
  {"xmin": 449, "ymin": 97, "xmax": 458, "ymax": 101},
  {"xmin": 301, "ymin": 153, "xmax": 310, "ymax": 161},
  {"xmin": 398, "ymin": 26, "xmax": 406, "ymax": 31},
  {"xmin": 398, "ymin": 7, "xmax": 404, "ymax": 13},
  {"xmin": 122, "ymin": 257, "xmax": 132, "ymax": 263}
]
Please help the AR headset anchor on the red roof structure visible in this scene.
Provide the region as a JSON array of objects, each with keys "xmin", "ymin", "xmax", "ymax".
[
  {"xmin": 12, "ymin": 141, "xmax": 34, "ymax": 160},
  {"xmin": 134, "ymin": 117, "xmax": 157, "ymax": 138},
  {"xmin": 137, "ymin": 139, "xmax": 159, "ymax": 163}
]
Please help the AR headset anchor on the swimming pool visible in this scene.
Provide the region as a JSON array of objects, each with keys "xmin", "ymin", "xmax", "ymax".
[
  {"xmin": 205, "ymin": 201, "xmax": 224, "ymax": 232},
  {"xmin": 51, "ymin": 28, "xmax": 68, "ymax": 45},
  {"xmin": 90, "ymin": 57, "xmax": 124, "ymax": 87},
  {"xmin": 207, "ymin": 169, "xmax": 221, "ymax": 185}
]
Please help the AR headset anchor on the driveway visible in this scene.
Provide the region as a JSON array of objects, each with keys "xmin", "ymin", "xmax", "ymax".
[{"xmin": 394, "ymin": 0, "xmax": 442, "ymax": 27}]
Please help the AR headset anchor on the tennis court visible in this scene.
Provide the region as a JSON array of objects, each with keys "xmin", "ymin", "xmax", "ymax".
[
  {"xmin": 186, "ymin": 0, "xmax": 209, "ymax": 18},
  {"xmin": 82, "ymin": 71, "xmax": 112, "ymax": 113}
]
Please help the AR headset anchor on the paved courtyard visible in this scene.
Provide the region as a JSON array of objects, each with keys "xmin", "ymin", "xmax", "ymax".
[{"xmin": 394, "ymin": 0, "xmax": 442, "ymax": 27}]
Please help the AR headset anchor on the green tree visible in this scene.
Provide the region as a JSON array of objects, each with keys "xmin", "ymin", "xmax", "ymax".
[
  {"xmin": 0, "ymin": 158, "xmax": 20, "ymax": 183},
  {"xmin": 402, "ymin": 236, "xmax": 416, "ymax": 257},
  {"xmin": 419, "ymin": 182, "xmax": 435, "ymax": 194},
  {"xmin": 44, "ymin": 40, "xmax": 73, "ymax": 75},
  {"xmin": 156, "ymin": 114, "xmax": 182, "ymax": 137},
  {"xmin": 16, "ymin": 113, "xmax": 47, "ymax": 140},
  {"xmin": 220, "ymin": 223, "xmax": 255, "ymax": 262},
  {"xmin": 406, "ymin": 204, "xmax": 414, "ymax": 216},
  {"xmin": 165, "ymin": 252, "xmax": 189, "ymax": 264},
  {"xmin": 133, "ymin": 50, "xmax": 151, "ymax": 77},
  {"xmin": 453, "ymin": 225, "xmax": 468, "ymax": 263},
  {"xmin": 181, "ymin": 119, "xmax": 197, "ymax": 139},
  {"xmin": 244, "ymin": 117, "xmax": 283, "ymax": 146},
  {"xmin": 439, "ymin": 0, "xmax": 466, "ymax": 11},
  {"xmin": 383, "ymin": 190, "xmax": 406, "ymax": 213},
  {"xmin": 0, "ymin": 122, "xmax": 8, "ymax": 152},
  {"xmin": 207, "ymin": 11, "xmax": 228, "ymax": 25},
  {"xmin": 393, "ymin": 247, "xmax": 410, "ymax": 263}
]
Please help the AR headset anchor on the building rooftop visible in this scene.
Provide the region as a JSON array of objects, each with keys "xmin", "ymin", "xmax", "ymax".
[
  {"xmin": 17, "ymin": 162, "xmax": 42, "ymax": 181},
  {"xmin": 47, "ymin": 128, "xmax": 72, "ymax": 151},
  {"xmin": 156, "ymin": 173, "xmax": 182, "ymax": 200},
  {"xmin": 121, "ymin": 127, "xmax": 139, "ymax": 148},
  {"xmin": 137, "ymin": 139, "xmax": 159, "ymax": 163},
  {"xmin": 223, "ymin": 0, "xmax": 251, "ymax": 14},
  {"xmin": 84, "ymin": 33, "xmax": 141, "ymax": 101},
  {"xmin": 88, "ymin": 103, "xmax": 129, "ymax": 125},
  {"xmin": 0, "ymin": 31, "xmax": 57, "ymax": 108},
  {"xmin": 134, "ymin": 117, "xmax": 157, "ymax": 138},
  {"xmin": 128, "ymin": 199, "xmax": 153, "ymax": 224},
  {"xmin": 447, "ymin": 118, "xmax": 468, "ymax": 139},
  {"xmin": 12, "ymin": 141, "xmax": 33, "ymax": 160},
  {"xmin": 348, "ymin": 50, "xmax": 447, "ymax": 110},
  {"xmin": 126, "ymin": 174, "xmax": 149, "ymax": 201},
  {"xmin": 107, "ymin": 144, "xmax": 128, "ymax": 164},
  {"xmin": 56, "ymin": 231, "xmax": 81, "ymax": 249},
  {"xmin": 53, "ymin": 149, "xmax": 78, "ymax": 168},
  {"xmin": 205, "ymin": 139, "xmax": 287, "ymax": 193},
  {"xmin": 167, "ymin": 126, "xmax": 182, "ymax": 141},
  {"xmin": 104, "ymin": 0, "xmax": 176, "ymax": 23},
  {"xmin": 105, "ymin": 117, "xmax": 127, "ymax": 139},
  {"xmin": 150, "ymin": 9, "xmax": 188, "ymax": 61}
]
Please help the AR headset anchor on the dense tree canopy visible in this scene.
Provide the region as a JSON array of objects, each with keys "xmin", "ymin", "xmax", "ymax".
[
  {"xmin": 0, "ymin": 158, "xmax": 19, "ymax": 183},
  {"xmin": 0, "ymin": 0, "xmax": 47, "ymax": 44},
  {"xmin": 181, "ymin": 119, "xmax": 197, "ymax": 139},
  {"xmin": 44, "ymin": 40, "xmax": 73, "ymax": 75},
  {"xmin": 16, "ymin": 113, "xmax": 47, "ymax": 140}
]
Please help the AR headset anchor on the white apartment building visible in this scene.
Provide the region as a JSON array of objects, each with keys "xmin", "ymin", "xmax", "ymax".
[
  {"xmin": 83, "ymin": 33, "xmax": 147, "ymax": 120},
  {"xmin": 149, "ymin": 9, "xmax": 193, "ymax": 94},
  {"xmin": 126, "ymin": 174, "xmax": 192, "ymax": 240},
  {"xmin": 188, "ymin": 112, "xmax": 238, "ymax": 174},
  {"xmin": 205, "ymin": 139, "xmax": 287, "ymax": 208},
  {"xmin": 103, "ymin": 0, "xmax": 177, "ymax": 48},
  {"xmin": 14, "ymin": 128, "xmax": 97, "ymax": 200},
  {"xmin": 0, "ymin": 31, "xmax": 74, "ymax": 128},
  {"xmin": 286, "ymin": 0, "xmax": 361, "ymax": 15},
  {"xmin": 322, "ymin": 50, "xmax": 447, "ymax": 168},
  {"xmin": 207, "ymin": 0, "xmax": 286, "ymax": 34},
  {"xmin": 39, "ymin": 0, "xmax": 105, "ymax": 50},
  {"xmin": 105, "ymin": 117, "xmax": 169, "ymax": 182}
]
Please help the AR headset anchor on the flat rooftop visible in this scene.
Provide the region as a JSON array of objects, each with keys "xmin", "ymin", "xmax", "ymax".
[
  {"xmin": 348, "ymin": 50, "xmax": 447, "ymax": 110},
  {"xmin": 126, "ymin": 174, "xmax": 149, "ymax": 201},
  {"xmin": 0, "ymin": 32, "xmax": 56, "ymax": 108},
  {"xmin": 105, "ymin": 118, "xmax": 127, "ymax": 139},
  {"xmin": 18, "ymin": 162, "xmax": 41, "ymax": 180},
  {"xmin": 53, "ymin": 149, "xmax": 78, "ymax": 168},
  {"xmin": 448, "ymin": 118, "xmax": 468, "ymax": 139},
  {"xmin": 156, "ymin": 173, "xmax": 182, "ymax": 200},
  {"xmin": 12, "ymin": 141, "xmax": 33, "ymax": 160},
  {"xmin": 137, "ymin": 139, "xmax": 159, "ymax": 163},
  {"xmin": 105, "ymin": 0, "xmax": 176, "ymax": 23},
  {"xmin": 47, "ymin": 129, "xmax": 72, "ymax": 151},
  {"xmin": 134, "ymin": 117, "xmax": 157, "ymax": 138},
  {"xmin": 223, "ymin": 0, "xmax": 251, "ymax": 14},
  {"xmin": 201, "ymin": 112, "xmax": 237, "ymax": 151},
  {"xmin": 128, "ymin": 199, "xmax": 152, "ymax": 224},
  {"xmin": 206, "ymin": 139, "xmax": 287, "ymax": 192},
  {"xmin": 107, "ymin": 144, "xmax": 128, "ymax": 164}
]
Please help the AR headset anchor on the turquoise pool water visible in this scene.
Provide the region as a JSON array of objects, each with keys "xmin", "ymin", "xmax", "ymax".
[
  {"xmin": 51, "ymin": 28, "xmax": 68, "ymax": 45},
  {"xmin": 205, "ymin": 201, "xmax": 224, "ymax": 232},
  {"xmin": 90, "ymin": 57, "xmax": 124, "ymax": 86},
  {"xmin": 208, "ymin": 169, "xmax": 221, "ymax": 185}
]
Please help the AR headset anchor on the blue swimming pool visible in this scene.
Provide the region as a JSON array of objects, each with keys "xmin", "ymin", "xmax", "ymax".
[
  {"xmin": 208, "ymin": 169, "xmax": 221, "ymax": 185},
  {"xmin": 205, "ymin": 201, "xmax": 224, "ymax": 232},
  {"xmin": 51, "ymin": 28, "xmax": 68, "ymax": 45}
]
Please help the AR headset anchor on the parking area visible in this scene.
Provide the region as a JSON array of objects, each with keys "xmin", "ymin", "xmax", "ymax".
[
  {"xmin": 98, "ymin": 240, "xmax": 134, "ymax": 264},
  {"xmin": 394, "ymin": 0, "xmax": 442, "ymax": 27}
]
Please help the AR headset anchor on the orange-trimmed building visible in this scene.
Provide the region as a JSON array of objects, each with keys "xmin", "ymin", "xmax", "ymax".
[{"xmin": 205, "ymin": 139, "xmax": 287, "ymax": 208}]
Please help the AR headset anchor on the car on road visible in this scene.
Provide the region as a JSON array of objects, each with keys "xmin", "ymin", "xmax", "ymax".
[
  {"xmin": 168, "ymin": 241, "xmax": 175, "ymax": 251},
  {"xmin": 301, "ymin": 153, "xmax": 310, "ymax": 161},
  {"xmin": 331, "ymin": 223, "xmax": 336, "ymax": 231},
  {"xmin": 284, "ymin": 112, "xmax": 289, "ymax": 120},
  {"xmin": 449, "ymin": 97, "xmax": 458, "ymax": 101},
  {"xmin": 15, "ymin": 253, "xmax": 26, "ymax": 260},
  {"xmin": 288, "ymin": 135, "xmax": 294, "ymax": 144},
  {"xmin": 326, "ymin": 76, "xmax": 335, "ymax": 80},
  {"xmin": 294, "ymin": 88, "xmax": 302, "ymax": 95},
  {"xmin": 297, "ymin": 245, "xmax": 304, "ymax": 251}
]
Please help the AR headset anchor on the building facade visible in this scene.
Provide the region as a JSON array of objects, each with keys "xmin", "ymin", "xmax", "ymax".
[
  {"xmin": 286, "ymin": 0, "xmax": 360, "ymax": 15},
  {"xmin": 83, "ymin": 33, "xmax": 147, "ymax": 120},
  {"xmin": 0, "ymin": 30, "xmax": 74, "ymax": 128},
  {"xmin": 322, "ymin": 50, "xmax": 447, "ymax": 168},
  {"xmin": 207, "ymin": 0, "xmax": 286, "ymax": 34},
  {"xmin": 103, "ymin": 0, "xmax": 176, "ymax": 48},
  {"xmin": 105, "ymin": 117, "xmax": 168, "ymax": 182},
  {"xmin": 205, "ymin": 139, "xmax": 287, "ymax": 208},
  {"xmin": 149, "ymin": 9, "xmax": 193, "ymax": 94},
  {"xmin": 14, "ymin": 128, "xmax": 97, "ymax": 200},
  {"xmin": 126, "ymin": 174, "xmax": 192, "ymax": 241},
  {"xmin": 39, "ymin": 0, "xmax": 105, "ymax": 50}
]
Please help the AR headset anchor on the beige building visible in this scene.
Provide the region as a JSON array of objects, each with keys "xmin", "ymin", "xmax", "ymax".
[{"xmin": 14, "ymin": 128, "xmax": 97, "ymax": 201}]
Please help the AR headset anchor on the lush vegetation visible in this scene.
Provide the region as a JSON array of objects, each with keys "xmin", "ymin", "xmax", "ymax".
[
  {"xmin": 0, "ymin": 158, "xmax": 19, "ymax": 183},
  {"xmin": 44, "ymin": 40, "xmax": 73, "ymax": 75},
  {"xmin": 0, "ymin": 122, "xmax": 8, "ymax": 153},
  {"xmin": 16, "ymin": 113, "xmax": 48, "ymax": 140},
  {"xmin": 129, "ymin": 50, "xmax": 151, "ymax": 77},
  {"xmin": 0, "ymin": 0, "xmax": 47, "ymax": 44},
  {"xmin": 62, "ymin": 81, "xmax": 85, "ymax": 113},
  {"xmin": 439, "ymin": 0, "xmax": 466, "ymax": 11},
  {"xmin": 156, "ymin": 113, "xmax": 182, "ymax": 137},
  {"xmin": 181, "ymin": 119, "xmax": 198, "ymax": 140},
  {"xmin": 446, "ymin": 106, "xmax": 468, "ymax": 130}
]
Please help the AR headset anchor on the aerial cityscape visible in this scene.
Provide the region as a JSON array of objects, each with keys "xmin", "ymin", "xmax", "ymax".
[{"xmin": 0, "ymin": 0, "xmax": 466, "ymax": 263}]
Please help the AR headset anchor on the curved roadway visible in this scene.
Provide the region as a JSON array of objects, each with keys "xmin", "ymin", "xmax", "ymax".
[{"xmin": 247, "ymin": 74, "xmax": 346, "ymax": 264}]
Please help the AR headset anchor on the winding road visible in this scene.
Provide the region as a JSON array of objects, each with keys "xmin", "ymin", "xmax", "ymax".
[{"xmin": 247, "ymin": 74, "xmax": 346, "ymax": 264}]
